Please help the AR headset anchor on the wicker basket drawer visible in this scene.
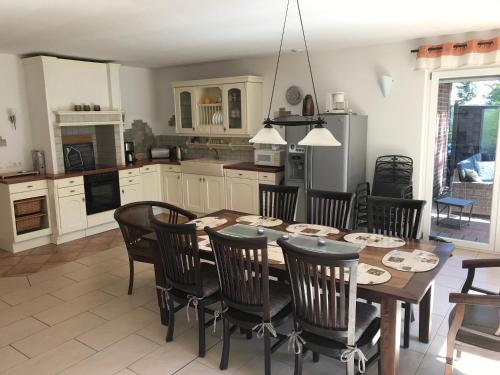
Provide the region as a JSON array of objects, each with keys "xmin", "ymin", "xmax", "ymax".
[
  {"xmin": 13, "ymin": 196, "xmax": 44, "ymax": 216},
  {"xmin": 15, "ymin": 213, "xmax": 46, "ymax": 233}
]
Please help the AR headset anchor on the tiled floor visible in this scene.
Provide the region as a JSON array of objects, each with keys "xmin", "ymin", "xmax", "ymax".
[{"xmin": 0, "ymin": 232, "xmax": 499, "ymax": 374}]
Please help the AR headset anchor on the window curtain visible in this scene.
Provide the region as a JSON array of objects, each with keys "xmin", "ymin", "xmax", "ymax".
[{"xmin": 415, "ymin": 37, "xmax": 500, "ymax": 70}]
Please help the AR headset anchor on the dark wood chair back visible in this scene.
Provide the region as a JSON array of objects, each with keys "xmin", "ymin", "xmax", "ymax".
[
  {"xmin": 259, "ymin": 184, "xmax": 299, "ymax": 222},
  {"xmin": 367, "ymin": 196, "xmax": 425, "ymax": 239},
  {"xmin": 277, "ymin": 238, "xmax": 359, "ymax": 344},
  {"xmin": 306, "ymin": 189, "xmax": 354, "ymax": 229},
  {"xmin": 114, "ymin": 201, "xmax": 197, "ymax": 255},
  {"xmin": 150, "ymin": 218, "xmax": 203, "ymax": 296},
  {"xmin": 372, "ymin": 155, "xmax": 413, "ymax": 198},
  {"xmin": 354, "ymin": 182, "xmax": 370, "ymax": 229},
  {"xmin": 205, "ymin": 227, "xmax": 272, "ymax": 320}
]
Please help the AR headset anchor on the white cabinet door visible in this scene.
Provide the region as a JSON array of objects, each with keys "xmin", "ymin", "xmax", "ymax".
[
  {"xmin": 121, "ymin": 184, "xmax": 143, "ymax": 205},
  {"xmin": 142, "ymin": 171, "xmax": 161, "ymax": 201},
  {"xmin": 182, "ymin": 174, "xmax": 204, "ymax": 213},
  {"xmin": 162, "ymin": 171, "xmax": 183, "ymax": 207},
  {"xmin": 203, "ymin": 176, "xmax": 226, "ymax": 213},
  {"xmin": 226, "ymin": 177, "xmax": 258, "ymax": 214},
  {"xmin": 223, "ymin": 83, "xmax": 247, "ymax": 135},
  {"xmin": 174, "ymin": 87, "xmax": 197, "ymax": 134},
  {"xmin": 59, "ymin": 194, "xmax": 87, "ymax": 234}
]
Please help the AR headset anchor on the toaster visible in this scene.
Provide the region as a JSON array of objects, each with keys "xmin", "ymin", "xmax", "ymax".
[{"xmin": 150, "ymin": 147, "xmax": 171, "ymax": 160}]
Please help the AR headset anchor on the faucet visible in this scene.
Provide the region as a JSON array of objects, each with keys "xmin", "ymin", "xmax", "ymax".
[{"xmin": 211, "ymin": 148, "xmax": 220, "ymax": 160}]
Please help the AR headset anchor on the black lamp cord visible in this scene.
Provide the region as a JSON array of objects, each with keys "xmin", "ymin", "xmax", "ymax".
[{"xmin": 266, "ymin": 0, "xmax": 321, "ymax": 124}]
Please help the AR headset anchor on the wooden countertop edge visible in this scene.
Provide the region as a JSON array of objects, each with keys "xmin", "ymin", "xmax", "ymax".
[
  {"xmin": 223, "ymin": 162, "xmax": 284, "ymax": 173},
  {"xmin": 0, "ymin": 159, "xmax": 181, "ymax": 184}
]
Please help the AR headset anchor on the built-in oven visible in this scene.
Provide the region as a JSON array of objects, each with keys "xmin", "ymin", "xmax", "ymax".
[{"xmin": 83, "ymin": 171, "xmax": 121, "ymax": 215}]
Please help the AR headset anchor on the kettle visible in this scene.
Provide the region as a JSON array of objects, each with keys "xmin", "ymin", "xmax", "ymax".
[{"xmin": 171, "ymin": 146, "xmax": 183, "ymax": 161}]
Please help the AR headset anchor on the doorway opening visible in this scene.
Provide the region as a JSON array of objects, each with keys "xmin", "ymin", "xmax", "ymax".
[{"xmin": 430, "ymin": 77, "xmax": 500, "ymax": 243}]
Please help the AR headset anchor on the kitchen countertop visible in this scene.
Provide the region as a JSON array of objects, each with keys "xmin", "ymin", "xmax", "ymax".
[
  {"xmin": 223, "ymin": 162, "xmax": 284, "ymax": 173},
  {"xmin": 0, "ymin": 159, "xmax": 181, "ymax": 184},
  {"xmin": 0, "ymin": 160, "xmax": 283, "ymax": 185}
]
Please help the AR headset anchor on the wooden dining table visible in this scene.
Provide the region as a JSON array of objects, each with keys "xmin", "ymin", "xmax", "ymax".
[{"xmin": 143, "ymin": 209, "xmax": 455, "ymax": 375}]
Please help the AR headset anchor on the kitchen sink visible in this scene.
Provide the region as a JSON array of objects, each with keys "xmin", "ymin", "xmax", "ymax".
[{"xmin": 180, "ymin": 158, "xmax": 238, "ymax": 177}]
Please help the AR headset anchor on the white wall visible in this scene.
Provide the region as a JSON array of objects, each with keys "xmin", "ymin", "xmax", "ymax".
[
  {"xmin": 154, "ymin": 40, "xmax": 429, "ymax": 195},
  {"xmin": 0, "ymin": 54, "xmax": 33, "ymax": 172},
  {"xmin": 120, "ymin": 66, "xmax": 158, "ymax": 130}
]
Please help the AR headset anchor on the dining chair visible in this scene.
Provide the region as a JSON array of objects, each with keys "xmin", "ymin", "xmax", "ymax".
[
  {"xmin": 367, "ymin": 195, "xmax": 426, "ymax": 348},
  {"xmin": 114, "ymin": 201, "xmax": 197, "ymax": 295},
  {"xmin": 445, "ymin": 258, "xmax": 500, "ymax": 375},
  {"xmin": 306, "ymin": 189, "xmax": 354, "ymax": 229},
  {"xmin": 259, "ymin": 184, "xmax": 299, "ymax": 222},
  {"xmin": 205, "ymin": 227, "xmax": 292, "ymax": 375},
  {"xmin": 277, "ymin": 238, "xmax": 381, "ymax": 375},
  {"xmin": 151, "ymin": 217, "xmax": 220, "ymax": 357}
]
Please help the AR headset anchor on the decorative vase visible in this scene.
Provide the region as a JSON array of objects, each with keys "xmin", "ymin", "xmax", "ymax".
[{"xmin": 302, "ymin": 94, "xmax": 314, "ymax": 116}]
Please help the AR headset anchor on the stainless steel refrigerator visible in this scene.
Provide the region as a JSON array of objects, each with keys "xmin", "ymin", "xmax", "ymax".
[{"xmin": 284, "ymin": 113, "xmax": 368, "ymax": 222}]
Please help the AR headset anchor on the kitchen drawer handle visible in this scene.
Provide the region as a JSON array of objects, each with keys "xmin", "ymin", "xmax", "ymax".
[
  {"xmin": 26, "ymin": 185, "xmax": 33, "ymax": 188},
  {"xmin": 82, "ymin": 197, "xmax": 85, "ymax": 202},
  {"xmin": 129, "ymin": 179, "xmax": 133, "ymax": 183},
  {"xmin": 70, "ymin": 190, "xmax": 75, "ymax": 193},
  {"xmin": 238, "ymin": 173, "xmax": 243, "ymax": 176},
  {"xmin": 177, "ymin": 176, "xmax": 180, "ymax": 180},
  {"xmin": 262, "ymin": 175, "xmax": 268, "ymax": 178},
  {"xmin": 122, "ymin": 189, "xmax": 124, "ymax": 194},
  {"xmin": 69, "ymin": 180, "xmax": 74, "ymax": 184},
  {"xmin": 128, "ymin": 171, "xmax": 132, "ymax": 174}
]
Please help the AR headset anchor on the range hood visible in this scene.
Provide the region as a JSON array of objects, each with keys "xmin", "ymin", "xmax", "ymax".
[{"xmin": 55, "ymin": 111, "xmax": 123, "ymax": 127}]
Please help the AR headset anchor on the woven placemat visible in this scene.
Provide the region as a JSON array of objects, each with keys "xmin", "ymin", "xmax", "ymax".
[
  {"xmin": 236, "ymin": 215, "xmax": 283, "ymax": 227},
  {"xmin": 188, "ymin": 217, "xmax": 228, "ymax": 231},
  {"xmin": 344, "ymin": 233, "xmax": 405, "ymax": 248},
  {"xmin": 382, "ymin": 250, "xmax": 439, "ymax": 272},
  {"xmin": 328, "ymin": 263, "xmax": 392, "ymax": 285},
  {"xmin": 286, "ymin": 223, "xmax": 339, "ymax": 237}
]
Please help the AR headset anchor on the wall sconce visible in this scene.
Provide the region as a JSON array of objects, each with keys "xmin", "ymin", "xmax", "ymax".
[
  {"xmin": 7, "ymin": 109, "xmax": 16, "ymax": 130},
  {"xmin": 380, "ymin": 75, "xmax": 394, "ymax": 98}
]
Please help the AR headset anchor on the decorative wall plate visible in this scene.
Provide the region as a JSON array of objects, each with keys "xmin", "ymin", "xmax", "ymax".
[{"xmin": 286, "ymin": 85, "xmax": 303, "ymax": 105}]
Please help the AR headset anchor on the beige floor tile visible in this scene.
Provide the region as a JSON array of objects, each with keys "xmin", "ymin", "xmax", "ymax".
[
  {"xmin": 135, "ymin": 307, "xmax": 195, "ymax": 345},
  {"xmin": 77, "ymin": 307, "xmax": 157, "ymax": 350},
  {"xmin": 0, "ymin": 317, "xmax": 47, "ymax": 347},
  {"xmin": 402, "ymin": 313, "xmax": 444, "ymax": 354},
  {"xmin": 74, "ymin": 246, "xmax": 127, "ymax": 266},
  {"xmin": 27, "ymin": 262, "xmax": 88, "ymax": 284},
  {"xmin": 232, "ymin": 355, "xmax": 293, "ymax": 375},
  {"xmin": 0, "ymin": 276, "xmax": 29, "ymax": 296},
  {"xmin": 0, "ymin": 276, "xmax": 75, "ymax": 305},
  {"xmin": 0, "ymin": 346, "xmax": 28, "ymax": 372},
  {"xmin": 100, "ymin": 268, "xmax": 156, "ymax": 297},
  {"xmin": 115, "ymin": 369, "xmax": 138, "ymax": 375},
  {"xmin": 59, "ymin": 334, "xmax": 158, "ymax": 375},
  {"xmin": 65, "ymin": 259, "xmax": 132, "ymax": 282},
  {"xmin": 0, "ymin": 299, "xmax": 10, "ymax": 311},
  {"xmin": 177, "ymin": 360, "xmax": 223, "ymax": 375},
  {"xmin": 12, "ymin": 312, "xmax": 107, "ymax": 358},
  {"xmin": 91, "ymin": 285, "xmax": 156, "ymax": 320},
  {"xmin": 5, "ymin": 339, "xmax": 96, "ymax": 375},
  {"xmin": 130, "ymin": 327, "xmax": 220, "ymax": 374},
  {"xmin": 0, "ymin": 294, "xmax": 62, "ymax": 327},
  {"xmin": 34, "ymin": 290, "xmax": 115, "ymax": 326},
  {"xmin": 50, "ymin": 274, "xmax": 121, "ymax": 301}
]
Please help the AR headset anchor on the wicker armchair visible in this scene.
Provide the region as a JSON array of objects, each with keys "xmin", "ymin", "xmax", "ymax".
[{"xmin": 450, "ymin": 169, "xmax": 492, "ymax": 216}]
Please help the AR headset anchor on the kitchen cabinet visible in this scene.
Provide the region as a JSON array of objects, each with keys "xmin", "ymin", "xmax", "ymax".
[
  {"xmin": 174, "ymin": 87, "xmax": 196, "ymax": 134},
  {"xmin": 225, "ymin": 168, "xmax": 283, "ymax": 215},
  {"xmin": 58, "ymin": 194, "xmax": 87, "ymax": 234},
  {"xmin": 172, "ymin": 76, "xmax": 263, "ymax": 137},
  {"xmin": 182, "ymin": 173, "xmax": 226, "ymax": 213},
  {"xmin": 121, "ymin": 184, "xmax": 143, "ymax": 205},
  {"xmin": 226, "ymin": 176, "xmax": 258, "ymax": 214},
  {"xmin": 162, "ymin": 171, "xmax": 183, "ymax": 207},
  {"xmin": 140, "ymin": 165, "xmax": 161, "ymax": 201}
]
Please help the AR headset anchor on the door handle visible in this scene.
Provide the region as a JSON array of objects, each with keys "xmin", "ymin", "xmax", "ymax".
[
  {"xmin": 82, "ymin": 197, "xmax": 85, "ymax": 202},
  {"xmin": 122, "ymin": 189, "xmax": 124, "ymax": 194}
]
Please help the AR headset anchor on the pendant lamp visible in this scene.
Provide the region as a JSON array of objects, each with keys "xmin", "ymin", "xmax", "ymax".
[{"xmin": 249, "ymin": 0, "xmax": 341, "ymax": 147}]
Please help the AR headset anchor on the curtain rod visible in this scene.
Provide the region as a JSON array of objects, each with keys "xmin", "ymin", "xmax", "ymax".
[{"xmin": 410, "ymin": 40, "xmax": 494, "ymax": 53}]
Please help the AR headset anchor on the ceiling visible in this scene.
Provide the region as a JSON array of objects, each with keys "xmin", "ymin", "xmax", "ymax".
[{"xmin": 1, "ymin": 0, "xmax": 500, "ymax": 68}]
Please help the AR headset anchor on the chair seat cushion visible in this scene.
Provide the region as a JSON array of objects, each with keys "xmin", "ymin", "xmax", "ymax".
[
  {"xmin": 225, "ymin": 280, "xmax": 291, "ymax": 320},
  {"xmin": 301, "ymin": 301, "xmax": 379, "ymax": 344},
  {"xmin": 199, "ymin": 262, "xmax": 220, "ymax": 298},
  {"xmin": 449, "ymin": 304, "xmax": 500, "ymax": 352}
]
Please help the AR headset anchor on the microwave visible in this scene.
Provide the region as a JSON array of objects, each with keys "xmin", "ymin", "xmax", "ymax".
[{"xmin": 254, "ymin": 150, "xmax": 285, "ymax": 167}]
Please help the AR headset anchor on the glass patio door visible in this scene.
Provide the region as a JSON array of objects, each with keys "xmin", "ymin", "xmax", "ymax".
[{"xmin": 427, "ymin": 74, "xmax": 500, "ymax": 250}]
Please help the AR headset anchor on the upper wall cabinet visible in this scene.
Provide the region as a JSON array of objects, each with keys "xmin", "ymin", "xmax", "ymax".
[{"xmin": 172, "ymin": 76, "xmax": 263, "ymax": 137}]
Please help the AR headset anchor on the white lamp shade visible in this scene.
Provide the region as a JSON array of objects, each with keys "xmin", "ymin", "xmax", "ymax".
[
  {"xmin": 298, "ymin": 127, "xmax": 341, "ymax": 146},
  {"xmin": 249, "ymin": 126, "xmax": 286, "ymax": 145}
]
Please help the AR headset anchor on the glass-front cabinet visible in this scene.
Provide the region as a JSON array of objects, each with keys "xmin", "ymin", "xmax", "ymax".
[
  {"xmin": 172, "ymin": 76, "xmax": 262, "ymax": 137},
  {"xmin": 174, "ymin": 87, "xmax": 196, "ymax": 133},
  {"xmin": 223, "ymin": 83, "xmax": 247, "ymax": 135}
]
